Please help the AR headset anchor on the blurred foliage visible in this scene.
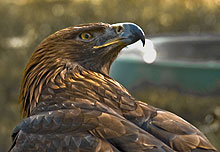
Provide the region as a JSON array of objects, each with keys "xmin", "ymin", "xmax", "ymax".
[{"xmin": 1, "ymin": 0, "xmax": 220, "ymax": 151}]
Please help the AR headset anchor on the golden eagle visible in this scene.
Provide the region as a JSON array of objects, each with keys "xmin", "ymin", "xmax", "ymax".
[{"xmin": 9, "ymin": 23, "xmax": 217, "ymax": 151}]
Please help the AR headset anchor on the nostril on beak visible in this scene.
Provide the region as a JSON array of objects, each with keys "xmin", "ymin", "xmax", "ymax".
[{"xmin": 115, "ymin": 26, "xmax": 124, "ymax": 34}]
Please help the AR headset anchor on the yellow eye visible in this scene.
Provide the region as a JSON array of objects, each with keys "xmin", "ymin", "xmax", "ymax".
[{"xmin": 80, "ymin": 32, "xmax": 93, "ymax": 40}]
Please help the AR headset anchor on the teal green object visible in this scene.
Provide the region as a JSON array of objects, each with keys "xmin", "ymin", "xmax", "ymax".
[
  {"xmin": 110, "ymin": 35, "xmax": 220, "ymax": 95},
  {"xmin": 110, "ymin": 59, "xmax": 220, "ymax": 94}
]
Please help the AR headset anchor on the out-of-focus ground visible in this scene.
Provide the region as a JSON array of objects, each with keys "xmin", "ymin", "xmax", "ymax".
[
  {"xmin": 131, "ymin": 86, "xmax": 220, "ymax": 150},
  {"xmin": 1, "ymin": 0, "xmax": 220, "ymax": 151}
]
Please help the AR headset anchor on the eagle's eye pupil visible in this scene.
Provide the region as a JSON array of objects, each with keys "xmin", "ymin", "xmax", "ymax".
[
  {"xmin": 80, "ymin": 32, "xmax": 92, "ymax": 40},
  {"xmin": 85, "ymin": 34, "xmax": 89, "ymax": 38}
]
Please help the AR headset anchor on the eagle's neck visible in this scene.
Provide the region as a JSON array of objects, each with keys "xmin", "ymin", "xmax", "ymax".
[
  {"xmin": 27, "ymin": 64, "xmax": 135, "ymax": 117},
  {"xmin": 19, "ymin": 59, "xmax": 64, "ymax": 117}
]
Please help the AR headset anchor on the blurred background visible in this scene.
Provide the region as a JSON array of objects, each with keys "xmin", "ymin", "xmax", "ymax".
[{"xmin": 1, "ymin": 0, "xmax": 220, "ymax": 151}]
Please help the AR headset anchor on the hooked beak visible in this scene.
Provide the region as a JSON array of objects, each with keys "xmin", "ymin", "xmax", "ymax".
[{"xmin": 93, "ymin": 23, "xmax": 145, "ymax": 49}]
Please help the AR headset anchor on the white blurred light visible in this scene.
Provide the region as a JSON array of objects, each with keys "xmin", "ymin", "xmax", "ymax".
[
  {"xmin": 125, "ymin": 39, "xmax": 157, "ymax": 64},
  {"xmin": 142, "ymin": 40, "xmax": 157, "ymax": 63},
  {"xmin": 143, "ymin": 48, "xmax": 157, "ymax": 63},
  {"xmin": 8, "ymin": 37, "xmax": 23, "ymax": 48}
]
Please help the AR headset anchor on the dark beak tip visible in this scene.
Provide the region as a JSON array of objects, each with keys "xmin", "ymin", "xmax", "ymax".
[
  {"xmin": 137, "ymin": 26, "xmax": 145, "ymax": 47},
  {"xmin": 142, "ymin": 41, "xmax": 145, "ymax": 47},
  {"xmin": 141, "ymin": 36, "xmax": 146, "ymax": 47}
]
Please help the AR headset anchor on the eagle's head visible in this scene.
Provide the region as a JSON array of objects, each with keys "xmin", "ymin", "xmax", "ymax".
[
  {"xmin": 20, "ymin": 22, "xmax": 145, "ymax": 116},
  {"xmin": 34, "ymin": 22, "xmax": 144, "ymax": 74}
]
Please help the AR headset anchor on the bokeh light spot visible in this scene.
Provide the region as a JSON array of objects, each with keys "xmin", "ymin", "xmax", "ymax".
[{"xmin": 52, "ymin": 4, "xmax": 64, "ymax": 17}]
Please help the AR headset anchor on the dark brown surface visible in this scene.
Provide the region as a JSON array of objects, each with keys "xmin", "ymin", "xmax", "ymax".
[{"xmin": 9, "ymin": 23, "xmax": 217, "ymax": 152}]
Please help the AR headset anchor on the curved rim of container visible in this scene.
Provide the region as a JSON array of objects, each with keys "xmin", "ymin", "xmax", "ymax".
[{"xmin": 116, "ymin": 56, "xmax": 220, "ymax": 70}]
